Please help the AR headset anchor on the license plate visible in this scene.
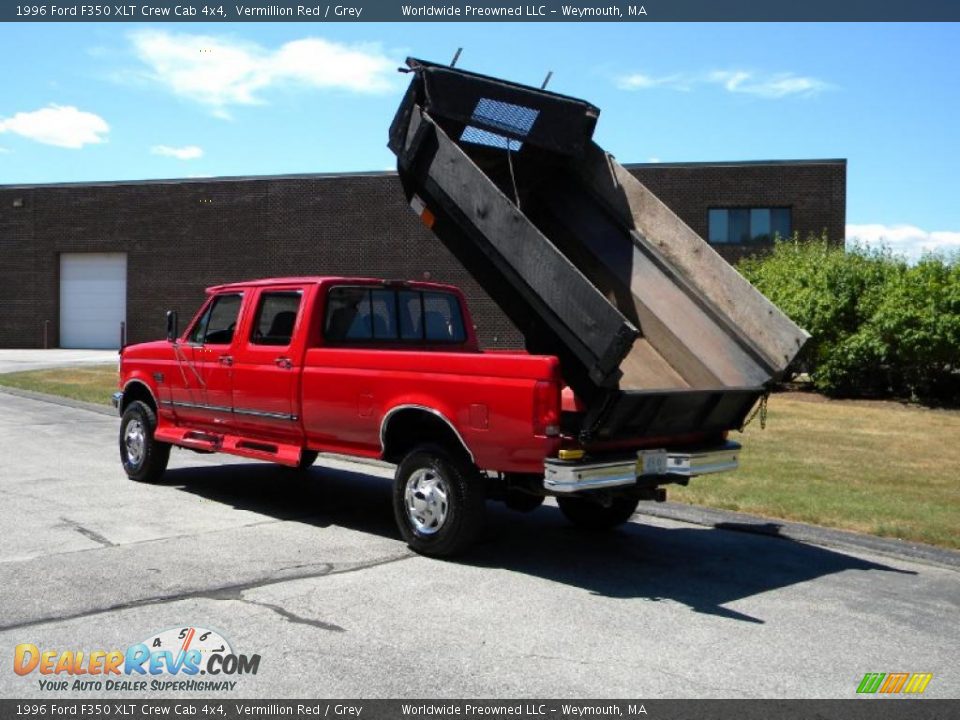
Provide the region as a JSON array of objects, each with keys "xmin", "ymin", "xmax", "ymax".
[{"xmin": 638, "ymin": 449, "xmax": 668, "ymax": 475}]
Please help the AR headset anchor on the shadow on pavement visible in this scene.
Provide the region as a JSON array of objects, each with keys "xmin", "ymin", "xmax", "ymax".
[
  {"xmin": 162, "ymin": 461, "xmax": 914, "ymax": 625},
  {"xmin": 162, "ymin": 462, "xmax": 401, "ymax": 541}
]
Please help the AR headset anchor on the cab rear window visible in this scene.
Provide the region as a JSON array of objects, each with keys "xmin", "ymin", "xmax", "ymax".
[{"xmin": 324, "ymin": 286, "xmax": 465, "ymax": 345}]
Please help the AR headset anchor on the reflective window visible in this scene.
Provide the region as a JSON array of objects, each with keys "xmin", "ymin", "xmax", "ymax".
[
  {"xmin": 398, "ymin": 290, "xmax": 423, "ymax": 340},
  {"xmin": 708, "ymin": 209, "xmax": 728, "ymax": 244},
  {"xmin": 708, "ymin": 207, "xmax": 792, "ymax": 244},
  {"xmin": 188, "ymin": 293, "xmax": 242, "ymax": 345},
  {"xmin": 324, "ymin": 286, "xmax": 466, "ymax": 345},
  {"xmin": 423, "ymin": 292, "xmax": 466, "ymax": 343},
  {"xmin": 371, "ymin": 290, "xmax": 398, "ymax": 340},
  {"xmin": 251, "ymin": 291, "xmax": 302, "ymax": 346},
  {"xmin": 325, "ymin": 287, "xmax": 372, "ymax": 341}
]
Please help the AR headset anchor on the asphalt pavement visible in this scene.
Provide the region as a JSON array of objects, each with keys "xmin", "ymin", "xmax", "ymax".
[{"xmin": 0, "ymin": 391, "xmax": 957, "ymax": 699}]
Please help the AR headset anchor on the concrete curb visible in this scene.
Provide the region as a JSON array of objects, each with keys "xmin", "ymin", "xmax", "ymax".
[
  {"xmin": 3, "ymin": 387, "xmax": 957, "ymax": 570},
  {"xmin": 639, "ymin": 501, "xmax": 960, "ymax": 571},
  {"xmin": 0, "ymin": 385, "xmax": 117, "ymax": 417}
]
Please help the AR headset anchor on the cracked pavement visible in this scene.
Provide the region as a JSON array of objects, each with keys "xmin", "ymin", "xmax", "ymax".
[{"xmin": 0, "ymin": 392, "xmax": 957, "ymax": 698}]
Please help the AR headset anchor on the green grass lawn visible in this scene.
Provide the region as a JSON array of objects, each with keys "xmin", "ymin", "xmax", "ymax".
[
  {"xmin": 672, "ymin": 393, "xmax": 960, "ymax": 549},
  {"xmin": 1, "ymin": 365, "xmax": 957, "ymax": 549},
  {"xmin": 0, "ymin": 364, "xmax": 117, "ymax": 405}
]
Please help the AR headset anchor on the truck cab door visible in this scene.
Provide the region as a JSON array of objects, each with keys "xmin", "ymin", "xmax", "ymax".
[
  {"xmin": 230, "ymin": 286, "xmax": 307, "ymax": 443},
  {"xmin": 171, "ymin": 292, "xmax": 244, "ymax": 431}
]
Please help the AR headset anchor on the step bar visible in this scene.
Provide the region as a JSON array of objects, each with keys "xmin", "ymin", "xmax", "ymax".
[{"xmin": 152, "ymin": 425, "xmax": 305, "ymax": 467}]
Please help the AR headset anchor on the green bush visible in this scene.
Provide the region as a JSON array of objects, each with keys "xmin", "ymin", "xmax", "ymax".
[{"xmin": 738, "ymin": 235, "xmax": 960, "ymax": 403}]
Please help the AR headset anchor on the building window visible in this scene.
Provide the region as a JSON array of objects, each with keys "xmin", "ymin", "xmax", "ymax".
[{"xmin": 708, "ymin": 207, "xmax": 791, "ymax": 244}]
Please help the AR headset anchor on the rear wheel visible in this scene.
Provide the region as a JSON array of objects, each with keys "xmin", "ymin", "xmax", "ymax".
[
  {"xmin": 393, "ymin": 444, "xmax": 485, "ymax": 557},
  {"xmin": 557, "ymin": 494, "xmax": 640, "ymax": 531},
  {"xmin": 119, "ymin": 400, "xmax": 170, "ymax": 483}
]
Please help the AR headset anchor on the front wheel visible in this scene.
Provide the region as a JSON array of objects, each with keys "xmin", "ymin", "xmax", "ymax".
[
  {"xmin": 119, "ymin": 401, "xmax": 171, "ymax": 483},
  {"xmin": 393, "ymin": 444, "xmax": 485, "ymax": 557},
  {"xmin": 557, "ymin": 495, "xmax": 640, "ymax": 531}
]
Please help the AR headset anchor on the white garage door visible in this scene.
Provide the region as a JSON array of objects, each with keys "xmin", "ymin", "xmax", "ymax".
[{"xmin": 60, "ymin": 253, "xmax": 127, "ymax": 349}]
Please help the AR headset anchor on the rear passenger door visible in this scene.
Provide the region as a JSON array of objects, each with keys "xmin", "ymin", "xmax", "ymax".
[{"xmin": 231, "ymin": 286, "xmax": 307, "ymax": 442}]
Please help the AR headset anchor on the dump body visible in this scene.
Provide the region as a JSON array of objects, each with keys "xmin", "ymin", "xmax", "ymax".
[{"xmin": 389, "ymin": 58, "xmax": 809, "ymax": 443}]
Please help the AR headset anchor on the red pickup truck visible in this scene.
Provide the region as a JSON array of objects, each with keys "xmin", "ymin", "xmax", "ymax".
[
  {"xmin": 114, "ymin": 275, "xmax": 740, "ymax": 556},
  {"xmin": 114, "ymin": 61, "xmax": 808, "ymax": 558}
]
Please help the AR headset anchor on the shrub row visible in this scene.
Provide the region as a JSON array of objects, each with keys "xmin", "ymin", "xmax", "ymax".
[{"xmin": 738, "ymin": 236, "xmax": 960, "ymax": 403}]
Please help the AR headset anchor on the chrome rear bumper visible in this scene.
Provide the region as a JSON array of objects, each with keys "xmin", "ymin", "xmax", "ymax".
[{"xmin": 543, "ymin": 441, "xmax": 741, "ymax": 494}]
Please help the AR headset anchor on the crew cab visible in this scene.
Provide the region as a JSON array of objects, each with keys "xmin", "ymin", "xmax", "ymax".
[{"xmin": 115, "ymin": 276, "xmax": 741, "ymax": 556}]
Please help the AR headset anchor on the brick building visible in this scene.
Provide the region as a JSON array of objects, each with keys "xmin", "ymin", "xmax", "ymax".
[{"xmin": 0, "ymin": 159, "xmax": 845, "ymax": 349}]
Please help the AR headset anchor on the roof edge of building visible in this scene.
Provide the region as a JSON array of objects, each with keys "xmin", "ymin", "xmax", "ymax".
[
  {"xmin": 0, "ymin": 159, "xmax": 847, "ymax": 191},
  {"xmin": 0, "ymin": 169, "xmax": 402, "ymax": 191},
  {"xmin": 623, "ymin": 158, "xmax": 847, "ymax": 170}
]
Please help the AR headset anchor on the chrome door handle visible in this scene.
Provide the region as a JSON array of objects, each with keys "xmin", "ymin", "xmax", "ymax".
[
  {"xmin": 275, "ymin": 357, "xmax": 293, "ymax": 370},
  {"xmin": 218, "ymin": 355, "xmax": 233, "ymax": 366}
]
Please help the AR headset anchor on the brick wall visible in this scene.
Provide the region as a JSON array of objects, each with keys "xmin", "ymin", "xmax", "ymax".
[
  {"xmin": 627, "ymin": 160, "xmax": 846, "ymax": 263},
  {"xmin": 0, "ymin": 160, "xmax": 845, "ymax": 349}
]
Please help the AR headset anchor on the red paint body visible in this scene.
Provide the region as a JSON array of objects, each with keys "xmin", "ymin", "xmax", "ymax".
[{"xmin": 119, "ymin": 277, "xmax": 572, "ymax": 473}]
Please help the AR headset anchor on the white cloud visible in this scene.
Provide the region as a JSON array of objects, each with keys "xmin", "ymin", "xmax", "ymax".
[
  {"xmin": 0, "ymin": 146, "xmax": 10, "ymax": 154},
  {"xmin": 130, "ymin": 31, "xmax": 397, "ymax": 116},
  {"xmin": 616, "ymin": 73, "xmax": 690, "ymax": 91},
  {"xmin": 0, "ymin": 105, "xmax": 109, "ymax": 148},
  {"xmin": 617, "ymin": 69, "xmax": 830, "ymax": 98},
  {"xmin": 151, "ymin": 144, "xmax": 204, "ymax": 160},
  {"xmin": 708, "ymin": 70, "xmax": 829, "ymax": 98},
  {"xmin": 647, "ymin": 156, "xmax": 661, "ymax": 163},
  {"xmin": 846, "ymin": 223, "xmax": 960, "ymax": 262}
]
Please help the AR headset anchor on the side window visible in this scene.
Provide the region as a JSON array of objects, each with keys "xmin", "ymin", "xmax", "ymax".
[
  {"xmin": 251, "ymin": 291, "xmax": 302, "ymax": 346},
  {"xmin": 398, "ymin": 291, "xmax": 423, "ymax": 340},
  {"xmin": 423, "ymin": 292, "xmax": 466, "ymax": 343},
  {"xmin": 188, "ymin": 302, "xmax": 213, "ymax": 345},
  {"xmin": 325, "ymin": 287, "xmax": 371, "ymax": 342},
  {"xmin": 371, "ymin": 290, "xmax": 398, "ymax": 340},
  {"xmin": 324, "ymin": 286, "xmax": 465, "ymax": 345},
  {"xmin": 188, "ymin": 293, "xmax": 242, "ymax": 345}
]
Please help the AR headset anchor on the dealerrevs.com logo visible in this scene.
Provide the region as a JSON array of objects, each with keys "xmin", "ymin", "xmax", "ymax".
[{"xmin": 13, "ymin": 626, "xmax": 260, "ymax": 692}]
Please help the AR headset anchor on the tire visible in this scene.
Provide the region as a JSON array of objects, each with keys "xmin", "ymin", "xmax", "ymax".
[
  {"xmin": 557, "ymin": 494, "xmax": 640, "ymax": 531},
  {"xmin": 393, "ymin": 444, "xmax": 485, "ymax": 558},
  {"xmin": 119, "ymin": 400, "xmax": 171, "ymax": 483}
]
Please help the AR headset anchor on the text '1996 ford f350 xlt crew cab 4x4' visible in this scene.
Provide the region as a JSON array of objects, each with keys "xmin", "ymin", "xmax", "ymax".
[{"xmin": 114, "ymin": 59, "xmax": 808, "ymax": 556}]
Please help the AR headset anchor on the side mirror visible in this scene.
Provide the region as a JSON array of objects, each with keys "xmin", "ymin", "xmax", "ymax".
[{"xmin": 166, "ymin": 310, "xmax": 179, "ymax": 343}]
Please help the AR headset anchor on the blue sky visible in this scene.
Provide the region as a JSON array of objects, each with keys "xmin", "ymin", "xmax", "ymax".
[{"xmin": 1, "ymin": 22, "xmax": 957, "ymax": 258}]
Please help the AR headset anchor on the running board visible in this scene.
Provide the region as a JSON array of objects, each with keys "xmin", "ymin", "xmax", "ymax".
[{"xmin": 154, "ymin": 427, "xmax": 304, "ymax": 467}]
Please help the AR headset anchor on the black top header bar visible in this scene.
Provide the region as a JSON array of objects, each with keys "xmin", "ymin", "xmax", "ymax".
[{"xmin": 4, "ymin": 0, "xmax": 960, "ymax": 22}]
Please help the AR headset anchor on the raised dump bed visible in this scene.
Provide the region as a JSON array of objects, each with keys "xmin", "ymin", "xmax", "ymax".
[{"xmin": 389, "ymin": 58, "xmax": 809, "ymax": 443}]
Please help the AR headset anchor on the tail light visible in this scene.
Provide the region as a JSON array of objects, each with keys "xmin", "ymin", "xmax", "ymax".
[{"xmin": 533, "ymin": 380, "xmax": 561, "ymax": 437}]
